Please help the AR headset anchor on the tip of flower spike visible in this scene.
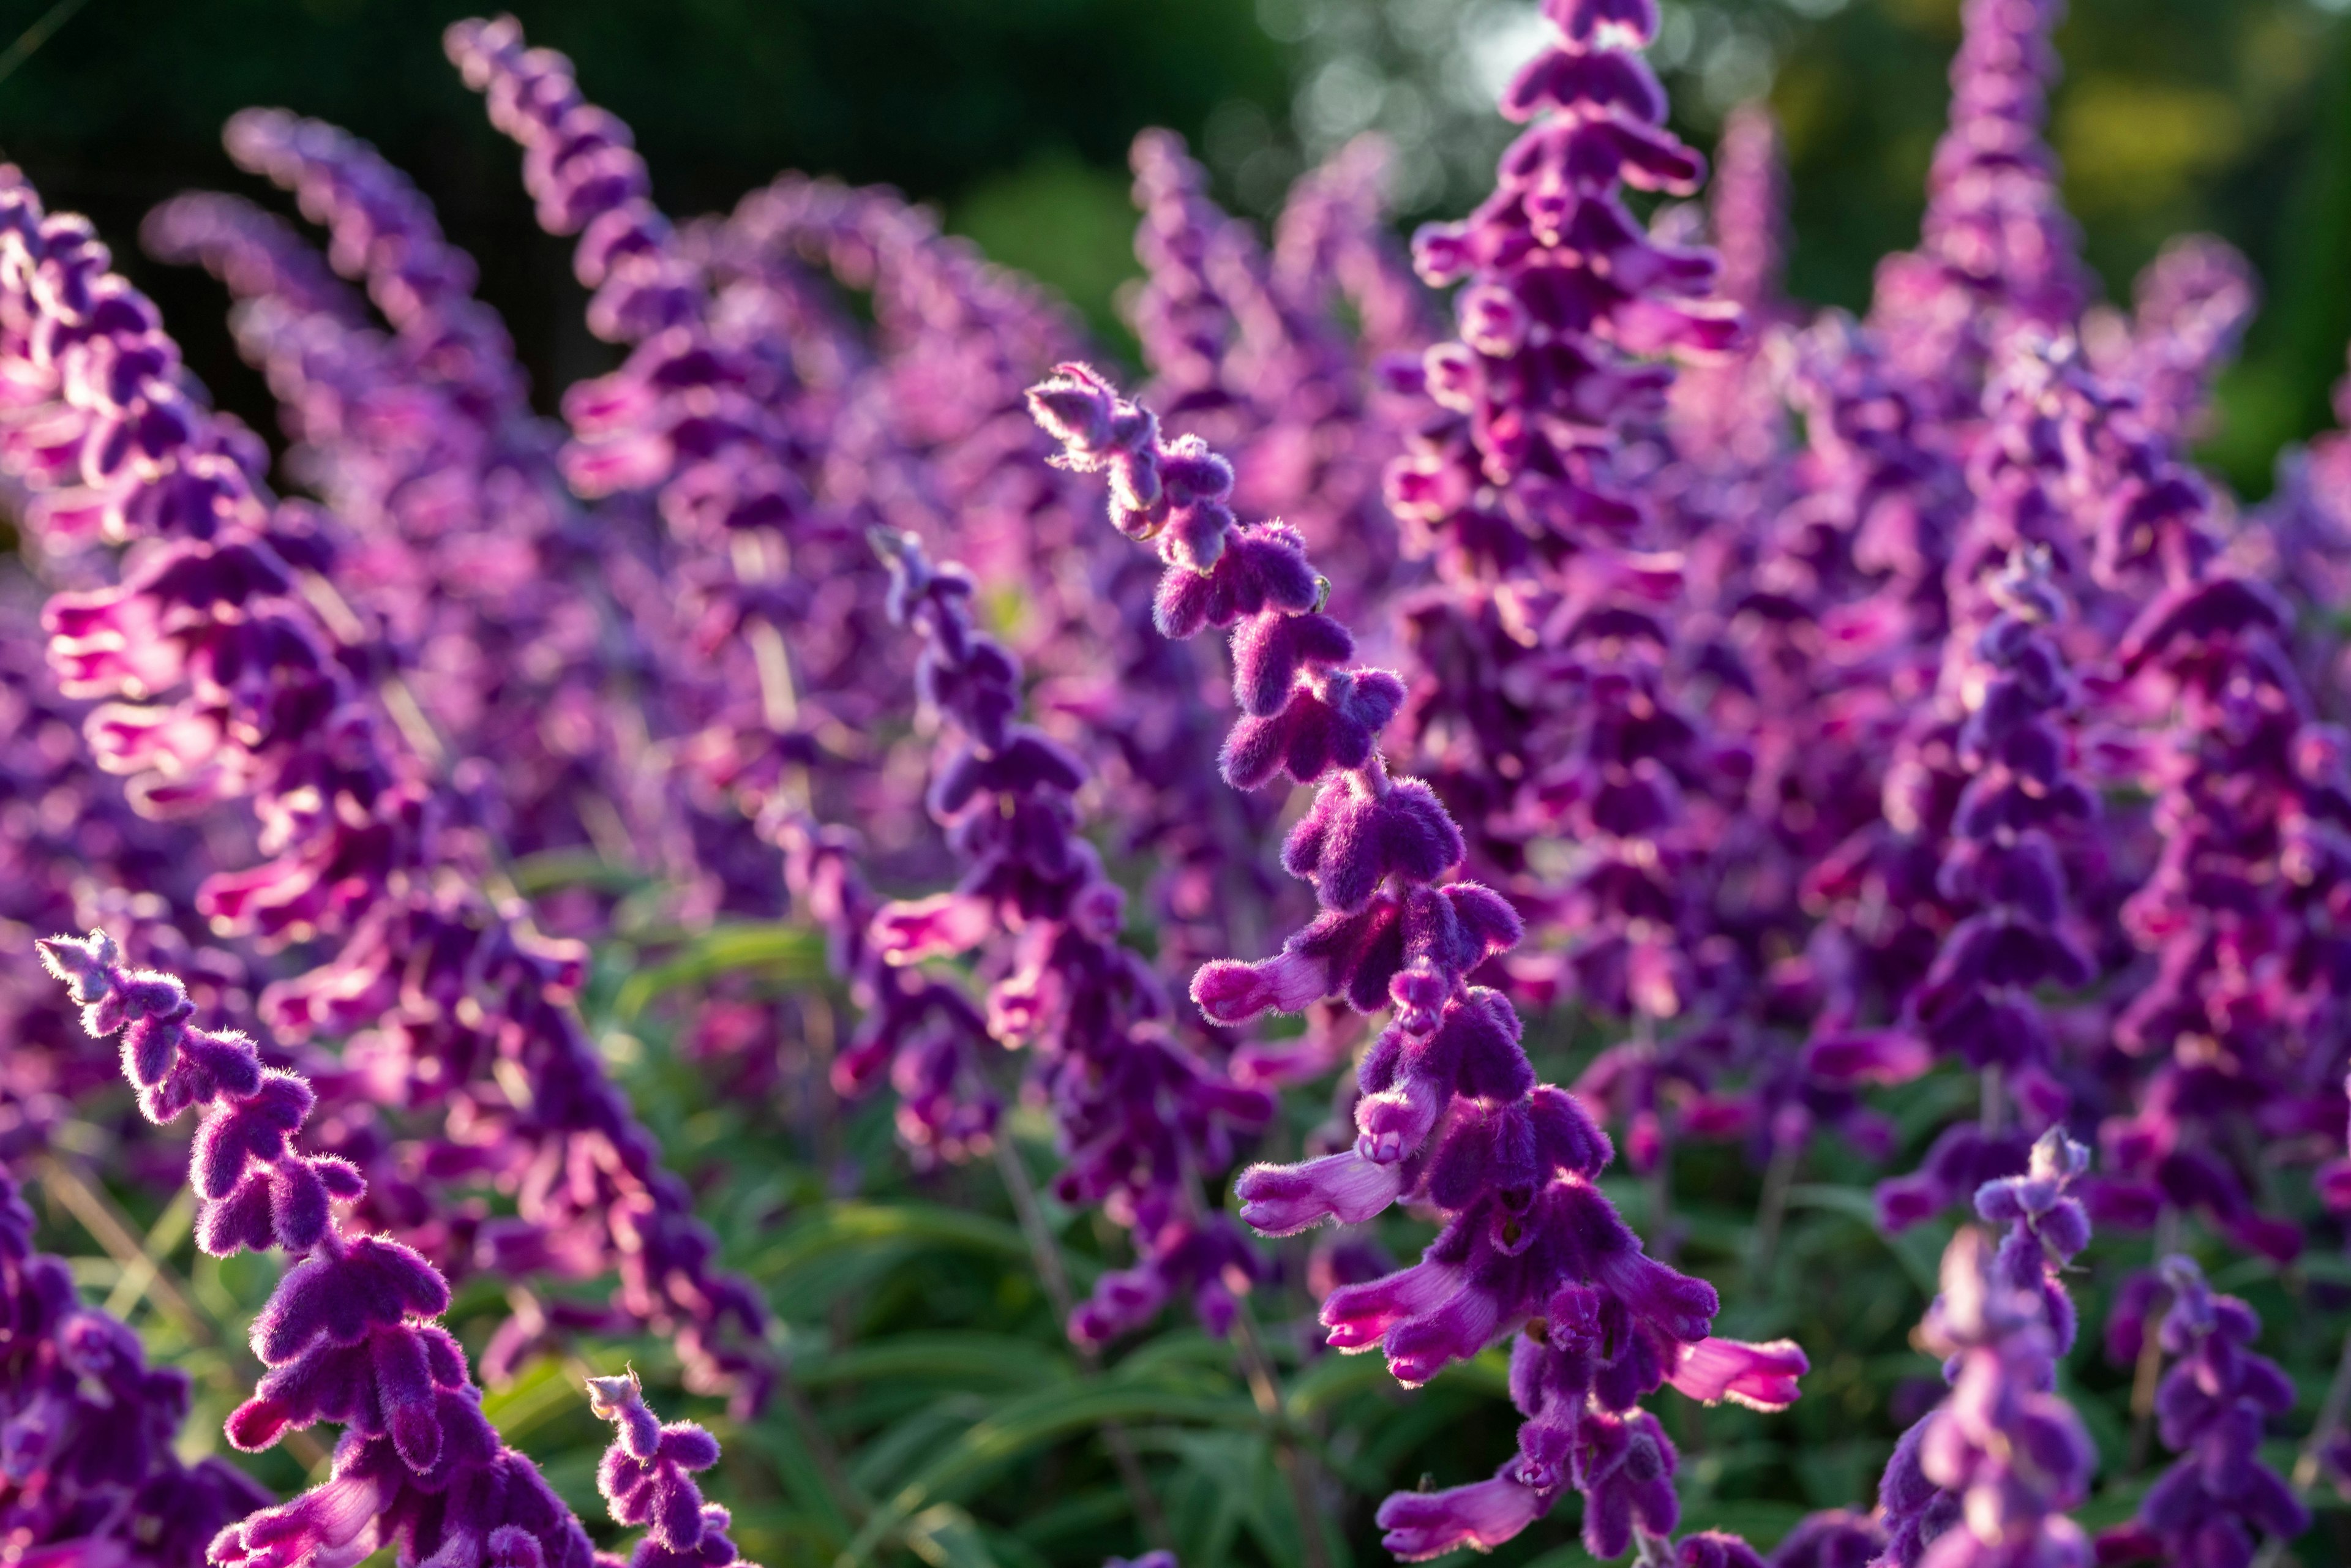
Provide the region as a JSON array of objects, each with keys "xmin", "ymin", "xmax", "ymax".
[
  {"xmin": 584, "ymin": 1368, "xmax": 643, "ymax": 1420},
  {"xmin": 36, "ymin": 929, "xmax": 118, "ymax": 1003}
]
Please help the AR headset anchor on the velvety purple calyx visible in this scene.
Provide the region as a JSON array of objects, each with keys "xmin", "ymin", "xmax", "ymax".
[{"xmin": 46, "ymin": 929, "xmax": 606, "ymax": 1568}]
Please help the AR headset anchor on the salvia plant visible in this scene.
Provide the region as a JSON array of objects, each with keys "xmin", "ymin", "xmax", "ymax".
[{"xmin": 1, "ymin": 2, "xmax": 2350, "ymax": 1567}]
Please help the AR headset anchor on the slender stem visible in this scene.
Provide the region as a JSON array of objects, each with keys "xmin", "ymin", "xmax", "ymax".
[
  {"xmin": 1233, "ymin": 1302, "xmax": 1334, "ymax": 1568},
  {"xmin": 1751, "ymin": 1130, "xmax": 1802, "ymax": 1278},
  {"xmin": 2127, "ymin": 1206, "xmax": 2183, "ymax": 1474},
  {"xmin": 39, "ymin": 1155, "xmax": 330, "ymax": 1471},
  {"xmin": 2291, "ymin": 1325, "xmax": 2351, "ymax": 1491},
  {"xmin": 2248, "ymin": 1328, "xmax": 2351, "ymax": 1567},
  {"xmin": 1980, "ymin": 1061, "xmax": 2006, "ymax": 1135},
  {"xmin": 992, "ymin": 1136, "xmax": 1173, "ymax": 1553}
]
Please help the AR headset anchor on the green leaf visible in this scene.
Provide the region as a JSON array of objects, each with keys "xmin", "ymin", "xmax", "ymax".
[
  {"xmin": 793, "ymin": 1333, "xmax": 1076, "ymax": 1392},
  {"xmin": 612, "ymin": 920, "xmax": 829, "ymax": 1019},
  {"xmin": 835, "ymin": 1382, "xmax": 1262, "ymax": 1567},
  {"xmin": 1786, "ymin": 1184, "xmax": 1944, "ymax": 1295},
  {"xmin": 901, "ymin": 1503, "xmax": 1000, "ymax": 1568}
]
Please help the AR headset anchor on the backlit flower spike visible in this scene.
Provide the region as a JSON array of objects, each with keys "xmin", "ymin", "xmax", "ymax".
[
  {"xmin": 2054, "ymin": 345, "xmax": 2351, "ymax": 1270},
  {"xmin": 1366, "ymin": 0, "xmax": 1745, "ymax": 1081},
  {"xmin": 145, "ymin": 177, "xmax": 701, "ymax": 911},
  {"xmin": 1872, "ymin": 1226, "xmax": 2095, "ymax": 1568},
  {"xmin": 1808, "ymin": 340, "xmax": 2106, "ymax": 1231},
  {"xmin": 1, "ymin": 162, "xmax": 771, "ymax": 1410},
  {"xmin": 588, "ymin": 1370, "xmax": 751, "ymax": 1568},
  {"xmin": 0, "ymin": 1159, "xmax": 275, "ymax": 1568},
  {"xmin": 1032, "ymin": 366, "xmax": 1805, "ymax": 1560},
  {"xmin": 868, "ymin": 527, "xmax": 1273, "ymax": 1345},
  {"xmin": 42, "ymin": 930, "xmax": 604, "ymax": 1568},
  {"xmin": 1131, "ymin": 129, "xmax": 1422, "ymax": 619},
  {"xmin": 2251, "ymin": 325, "xmax": 2351, "ymax": 629},
  {"xmin": 446, "ymin": 13, "xmax": 899, "ymax": 843},
  {"xmin": 2083, "ymin": 234, "xmax": 2255, "ymax": 446},
  {"xmin": 2094, "ymin": 1258, "xmax": 2308, "ymax": 1567},
  {"xmin": 1869, "ymin": 0, "xmax": 2090, "ymax": 418},
  {"xmin": 222, "ymin": 108, "xmax": 531, "ymax": 425}
]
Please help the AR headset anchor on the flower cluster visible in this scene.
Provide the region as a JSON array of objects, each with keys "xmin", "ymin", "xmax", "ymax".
[
  {"xmin": 2097, "ymin": 1257, "xmax": 2306, "ymax": 1567},
  {"xmin": 1030, "ymin": 362, "xmax": 1806, "ymax": 1561},
  {"xmin": 0, "ymin": 1161, "xmax": 272, "ymax": 1568},
  {"xmin": 39, "ymin": 929, "xmax": 604, "ymax": 1568},
  {"xmin": 1873, "ymin": 1131, "xmax": 2097, "ymax": 1568},
  {"xmin": 0, "ymin": 157, "xmax": 768, "ymax": 1408},
  {"xmin": 865, "ymin": 526, "xmax": 1272, "ymax": 1345}
]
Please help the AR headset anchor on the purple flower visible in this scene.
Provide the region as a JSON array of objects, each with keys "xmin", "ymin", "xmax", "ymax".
[
  {"xmin": 41, "ymin": 929, "xmax": 607, "ymax": 1568},
  {"xmin": 2096, "ymin": 1258, "xmax": 2307, "ymax": 1568},
  {"xmin": 1033, "ymin": 363, "xmax": 1805, "ymax": 1559}
]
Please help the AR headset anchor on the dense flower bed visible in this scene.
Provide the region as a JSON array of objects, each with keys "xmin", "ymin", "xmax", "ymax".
[{"xmin": 2, "ymin": 2, "xmax": 2350, "ymax": 1567}]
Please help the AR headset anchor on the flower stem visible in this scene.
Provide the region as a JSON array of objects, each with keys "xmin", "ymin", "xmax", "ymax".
[
  {"xmin": 992, "ymin": 1135, "xmax": 1173, "ymax": 1553},
  {"xmin": 1232, "ymin": 1300, "xmax": 1334, "ymax": 1568}
]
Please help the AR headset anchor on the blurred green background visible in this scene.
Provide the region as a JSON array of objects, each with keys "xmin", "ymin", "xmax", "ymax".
[{"xmin": 1, "ymin": 0, "xmax": 2346, "ymax": 494}]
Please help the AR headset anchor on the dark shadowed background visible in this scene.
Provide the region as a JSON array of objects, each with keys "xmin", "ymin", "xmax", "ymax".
[{"xmin": 2, "ymin": 0, "xmax": 2346, "ymax": 493}]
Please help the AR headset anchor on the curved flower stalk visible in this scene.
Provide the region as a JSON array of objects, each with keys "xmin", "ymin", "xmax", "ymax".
[
  {"xmin": 2093, "ymin": 1257, "xmax": 2306, "ymax": 1566},
  {"xmin": 39, "ymin": 929, "xmax": 607, "ymax": 1568},
  {"xmin": 866, "ymin": 528, "xmax": 1272, "ymax": 1345},
  {"xmin": 1130, "ymin": 130, "xmax": 1423, "ymax": 619},
  {"xmin": 0, "ymin": 167, "xmax": 770, "ymax": 1407},
  {"xmin": 446, "ymin": 13, "xmax": 912, "ymax": 840},
  {"xmin": 588, "ymin": 1371, "xmax": 753, "ymax": 1568},
  {"xmin": 198, "ymin": 109, "xmax": 713, "ymax": 903},
  {"xmin": 0, "ymin": 1160, "xmax": 274, "ymax": 1568},
  {"xmin": 1029, "ymin": 363, "xmax": 1805, "ymax": 1561},
  {"xmin": 727, "ymin": 170, "xmax": 1289, "ymax": 1022},
  {"xmin": 1868, "ymin": 0, "xmax": 2089, "ymax": 421},
  {"xmin": 142, "ymin": 173, "xmax": 705, "ymax": 920},
  {"xmin": 1872, "ymin": 1131, "xmax": 2096, "ymax": 1568},
  {"xmin": 0, "ymin": 578, "xmax": 262, "ymax": 1146}
]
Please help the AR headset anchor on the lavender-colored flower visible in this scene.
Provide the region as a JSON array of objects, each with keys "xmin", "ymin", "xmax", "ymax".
[
  {"xmin": 0, "ymin": 162, "xmax": 770, "ymax": 1406},
  {"xmin": 866, "ymin": 527, "xmax": 1272, "ymax": 1344},
  {"xmin": 1764, "ymin": 1510, "xmax": 1883, "ymax": 1568},
  {"xmin": 1875, "ymin": 1131, "xmax": 2094, "ymax": 1568},
  {"xmin": 1869, "ymin": 0, "xmax": 2088, "ymax": 417},
  {"xmin": 2095, "ymin": 1258, "xmax": 2307, "ymax": 1568},
  {"xmin": 587, "ymin": 1370, "xmax": 750, "ymax": 1568},
  {"xmin": 0, "ymin": 1160, "xmax": 274, "ymax": 1568},
  {"xmin": 39, "ymin": 929, "xmax": 604, "ymax": 1568},
  {"xmin": 1030, "ymin": 362, "xmax": 1805, "ymax": 1560}
]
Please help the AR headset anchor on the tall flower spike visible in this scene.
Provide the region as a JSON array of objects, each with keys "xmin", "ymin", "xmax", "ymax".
[
  {"xmin": 2096, "ymin": 1258, "xmax": 2307, "ymax": 1567},
  {"xmin": 1872, "ymin": 1137, "xmax": 2094, "ymax": 1568},
  {"xmin": 1870, "ymin": 0, "xmax": 2088, "ymax": 417},
  {"xmin": 1030, "ymin": 364, "xmax": 1802, "ymax": 1562},
  {"xmin": 0, "ymin": 163, "xmax": 771, "ymax": 1405},
  {"xmin": 40, "ymin": 929, "xmax": 602, "ymax": 1568},
  {"xmin": 867, "ymin": 527, "xmax": 1272, "ymax": 1344},
  {"xmin": 588, "ymin": 1370, "xmax": 751, "ymax": 1568}
]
